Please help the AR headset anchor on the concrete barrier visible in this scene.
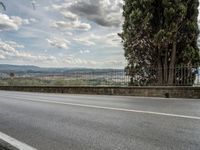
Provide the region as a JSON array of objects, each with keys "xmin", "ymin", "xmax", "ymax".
[{"xmin": 0, "ymin": 86, "xmax": 199, "ymax": 99}]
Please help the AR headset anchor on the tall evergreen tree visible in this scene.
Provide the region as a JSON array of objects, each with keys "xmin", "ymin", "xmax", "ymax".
[{"xmin": 120, "ymin": 0, "xmax": 200, "ymax": 85}]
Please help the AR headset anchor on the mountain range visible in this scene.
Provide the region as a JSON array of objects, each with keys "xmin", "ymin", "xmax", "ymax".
[{"xmin": 0, "ymin": 64, "xmax": 123, "ymax": 73}]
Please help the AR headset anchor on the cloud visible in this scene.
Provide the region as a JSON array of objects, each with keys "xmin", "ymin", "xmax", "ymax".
[
  {"xmin": 76, "ymin": 33, "xmax": 122, "ymax": 48},
  {"xmin": 101, "ymin": 60, "xmax": 125, "ymax": 66},
  {"xmin": 0, "ymin": 1, "xmax": 125, "ymax": 68},
  {"xmin": 104, "ymin": 33, "xmax": 122, "ymax": 47},
  {"xmin": 50, "ymin": 19, "xmax": 91, "ymax": 31},
  {"xmin": 62, "ymin": 56, "xmax": 97, "ymax": 66},
  {"xmin": 0, "ymin": 13, "xmax": 36, "ymax": 31},
  {"xmin": 0, "ymin": 13, "xmax": 23, "ymax": 31},
  {"xmin": 0, "ymin": 39, "xmax": 56, "ymax": 62},
  {"xmin": 80, "ymin": 49, "xmax": 90, "ymax": 54},
  {"xmin": 51, "ymin": 0, "xmax": 123, "ymax": 27},
  {"xmin": 62, "ymin": 56, "xmax": 125, "ymax": 68},
  {"xmin": 66, "ymin": 32, "xmax": 73, "ymax": 36},
  {"xmin": 0, "ymin": 39, "xmax": 124, "ymax": 68},
  {"xmin": 74, "ymin": 37, "xmax": 95, "ymax": 46},
  {"xmin": 73, "ymin": 32, "xmax": 121, "ymax": 47},
  {"xmin": 4, "ymin": 41, "xmax": 25, "ymax": 49},
  {"xmin": 0, "ymin": 40, "xmax": 20, "ymax": 54},
  {"xmin": 29, "ymin": 18, "xmax": 37, "ymax": 23},
  {"xmin": 60, "ymin": 11, "xmax": 78, "ymax": 20},
  {"xmin": 46, "ymin": 37, "xmax": 71, "ymax": 49}
]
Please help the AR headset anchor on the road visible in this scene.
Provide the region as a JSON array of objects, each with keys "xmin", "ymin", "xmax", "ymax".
[{"xmin": 0, "ymin": 91, "xmax": 200, "ymax": 150}]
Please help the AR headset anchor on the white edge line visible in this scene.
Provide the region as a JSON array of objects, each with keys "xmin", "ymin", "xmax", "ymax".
[
  {"xmin": 32, "ymin": 99, "xmax": 200, "ymax": 120},
  {"xmin": 3, "ymin": 95, "xmax": 200, "ymax": 120},
  {"xmin": 0, "ymin": 131, "xmax": 37, "ymax": 150}
]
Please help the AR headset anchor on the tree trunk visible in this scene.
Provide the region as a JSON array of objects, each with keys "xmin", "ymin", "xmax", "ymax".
[
  {"xmin": 168, "ymin": 41, "xmax": 177, "ymax": 85},
  {"xmin": 163, "ymin": 49, "xmax": 168, "ymax": 85},
  {"xmin": 157, "ymin": 47, "xmax": 163, "ymax": 86}
]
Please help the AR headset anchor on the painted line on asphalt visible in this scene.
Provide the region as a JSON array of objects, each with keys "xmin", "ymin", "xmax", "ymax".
[
  {"xmin": 2, "ymin": 95, "xmax": 200, "ymax": 120},
  {"xmin": 0, "ymin": 131, "xmax": 37, "ymax": 150}
]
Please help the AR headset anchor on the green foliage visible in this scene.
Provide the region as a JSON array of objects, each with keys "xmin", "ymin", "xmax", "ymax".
[
  {"xmin": 0, "ymin": 78, "xmax": 126, "ymax": 86},
  {"xmin": 9, "ymin": 72, "xmax": 15, "ymax": 78},
  {"xmin": 121, "ymin": 0, "xmax": 200, "ymax": 85}
]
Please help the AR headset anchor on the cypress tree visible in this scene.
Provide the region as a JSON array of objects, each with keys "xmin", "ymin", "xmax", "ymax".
[{"xmin": 121, "ymin": 0, "xmax": 200, "ymax": 85}]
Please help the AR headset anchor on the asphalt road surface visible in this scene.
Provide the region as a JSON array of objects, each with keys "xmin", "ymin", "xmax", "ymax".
[{"xmin": 0, "ymin": 91, "xmax": 200, "ymax": 150}]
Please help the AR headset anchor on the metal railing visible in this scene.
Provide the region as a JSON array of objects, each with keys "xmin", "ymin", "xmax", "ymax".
[
  {"xmin": 127, "ymin": 64, "xmax": 200, "ymax": 86},
  {"xmin": 0, "ymin": 65, "xmax": 199, "ymax": 87}
]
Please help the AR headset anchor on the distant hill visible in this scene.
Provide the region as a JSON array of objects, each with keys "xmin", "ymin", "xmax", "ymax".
[
  {"xmin": 0, "ymin": 64, "xmax": 123, "ymax": 73},
  {"xmin": 0, "ymin": 64, "xmax": 41, "ymax": 72}
]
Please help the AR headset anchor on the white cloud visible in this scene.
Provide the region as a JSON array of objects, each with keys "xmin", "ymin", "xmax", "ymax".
[
  {"xmin": 0, "ymin": 39, "xmax": 124, "ymax": 68},
  {"xmin": 104, "ymin": 33, "xmax": 122, "ymax": 47},
  {"xmin": 80, "ymin": 49, "xmax": 90, "ymax": 54},
  {"xmin": 51, "ymin": 19, "xmax": 91, "ymax": 31},
  {"xmin": 60, "ymin": 11, "xmax": 78, "ymax": 20},
  {"xmin": 61, "ymin": 56, "xmax": 125, "ymax": 68},
  {"xmin": 0, "ymin": 40, "xmax": 18, "ymax": 54},
  {"xmin": 74, "ymin": 37, "xmax": 95, "ymax": 46},
  {"xmin": 29, "ymin": 18, "xmax": 37, "ymax": 23},
  {"xmin": 46, "ymin": 37, "xmax": 71, "ymax": 49},
  {"xmin": 4, "ymin": 41, "xmax": 24, "ymax": 49},
  {"xmin": 66, "ymin": 32, "xmax": 73, "ymax": 36},
  {"xmin": 0, "ymin": 39, "xmax": 56, "ymax": 63},
  {"xmin": 0, "ymin": 13, "xmax": 23, "ymax": 31},
  {"xmin": 0, "ymin": 13, "xmax": 37, "ymax": 31},
  {"xmin": 75, "ymin": 33, "xmax": 122, "ymax": 48},
  {"xmin": 101, "ymin": 59, "xmax": 125, "ymax": 66},
  {"xmin": 62, "ymin": 56, "xmax": 97, "ymax": 66}
]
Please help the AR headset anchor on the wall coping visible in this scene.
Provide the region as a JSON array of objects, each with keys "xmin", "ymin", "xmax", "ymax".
[{"xmin": 0, "ymin": 85, "xmax": 200, "ymax": 89}]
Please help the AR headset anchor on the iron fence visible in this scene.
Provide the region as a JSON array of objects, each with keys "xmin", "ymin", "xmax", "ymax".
[
  {"xmin": 127, "ymin": 64, "xmax": 200, "ymax": 86},
  {"xmin": 0, "ymin": 65, "xmax": 199, "ymax": 87}
]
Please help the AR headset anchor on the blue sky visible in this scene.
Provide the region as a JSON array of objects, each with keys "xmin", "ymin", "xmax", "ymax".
[{"xmin": 0, "ymin": 0, "xmax": 126, "ymax": 68}]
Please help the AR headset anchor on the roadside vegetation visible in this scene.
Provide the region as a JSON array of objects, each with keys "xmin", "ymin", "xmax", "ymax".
[{"xmin": 0, "ymin": 78, "xmax": 126, "ymax": 86}]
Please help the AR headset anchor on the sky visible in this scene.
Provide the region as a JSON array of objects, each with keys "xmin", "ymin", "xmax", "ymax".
[
  {"xmin": 0, "ymin": 0, "xmax": 200, "ymax": 69},
  {"xmin": 0, "ymin": 0, "xmax": 125, "ymax": 68}
]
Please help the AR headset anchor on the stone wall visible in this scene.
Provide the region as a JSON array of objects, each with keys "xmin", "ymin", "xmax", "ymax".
[{"xmin": 0, "ymin": 86, "xmax": 199, "ymax": 99}]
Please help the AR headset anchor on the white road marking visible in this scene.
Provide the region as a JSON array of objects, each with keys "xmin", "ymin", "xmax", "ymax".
[
  {"xmin": 0, "ymin": 131, "xmax": 37, "ymax": 150},
  {"xmin": 2, "ymin": 95, "xmax": 200, "ymax": 120}
]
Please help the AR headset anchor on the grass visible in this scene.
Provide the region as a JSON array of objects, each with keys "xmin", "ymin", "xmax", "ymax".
[{"xmin": 0, "ymin": 78, "xmax": 128, "ymax": 87}]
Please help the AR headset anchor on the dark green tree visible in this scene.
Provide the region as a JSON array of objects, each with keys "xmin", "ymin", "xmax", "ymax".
[
  {"xmin": 120, "ymin": 0, "xmax": 200, "ymax": 86},
  {"xmin": 9, "ymin": 72, "xmax": 15, "ymax": 79}
]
